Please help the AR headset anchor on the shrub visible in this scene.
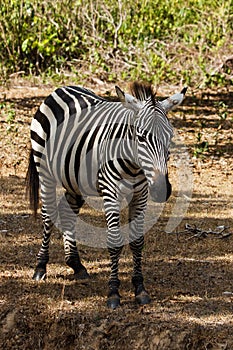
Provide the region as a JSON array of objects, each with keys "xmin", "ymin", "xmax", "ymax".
[{"xmin": 0, "ymin": 0, "xmax": 232, "ymax": 86}]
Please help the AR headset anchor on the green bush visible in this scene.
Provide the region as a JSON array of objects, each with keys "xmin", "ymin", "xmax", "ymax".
[{"xmin": 0, "ymin": 0, "xmax": 233, "ymax": 86}]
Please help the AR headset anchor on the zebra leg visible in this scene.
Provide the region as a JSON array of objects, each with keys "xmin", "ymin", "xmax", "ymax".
[
  {"xmin": 58, "ymin": 192, "xmax": 89, "ymax": 279},
  {"xmin": 33, "ymin": 180, "xmax": 57, "ymax": 281},
  {"xmin": 129, "ymin": 191, "xmax": 151, "ymax": 305},
  {"xmin": 104, "ymin": 199, "xmax": 123, "ymax": 309},
  {"xmin": 33, "ymin": 208, "xmax": 54, "ymax": 280},
  {"xmin": 107, "ymin": 245, "xmax": 123, "ymax": 309},
  {"xmin": 130, "ymin": 237, "xmax": 151, "ymax": 305}
]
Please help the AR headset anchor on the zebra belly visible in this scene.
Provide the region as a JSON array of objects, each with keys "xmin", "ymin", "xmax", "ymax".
[{"xmin": 58, "ymin": 156, "xmax": 101, "ymax": 197}]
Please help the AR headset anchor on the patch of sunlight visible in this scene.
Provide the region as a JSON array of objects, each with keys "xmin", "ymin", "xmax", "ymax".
[
  {"xmin": 205, "ymin": 254, "xmax": 233, "ymax": 263},
  {"xmin": 170, "ymin": 254, "xmax": 233, "ymax": 264},
  {"xmin": 159, "ymin": 308, "xmax": 233, "ymax": 327},
  {"xmin": 185, "ymin": 314, "xmax": 233, "ymax": 326},
  {"xmin": 1, "ymin": 267, "xmax": 33, "ymax": 280},
  {"xmin": 0, "ymin": 299, "xmax": 7, "ymax": 306},
  {"xmin": 47, "ymin": 295, "xmax": 106, "ymax": 314},
  {"xmin": 171, "ymin": 295, "xmax": 203, "ymax": 303}
]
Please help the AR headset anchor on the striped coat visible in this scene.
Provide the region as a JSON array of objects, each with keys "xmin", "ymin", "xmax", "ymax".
[{"xmin": 27, "ymin": 82, "xmax": 187, "ymax": 308}]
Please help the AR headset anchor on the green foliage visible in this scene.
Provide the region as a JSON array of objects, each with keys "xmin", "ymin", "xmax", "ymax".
[
  {"xmin": 193, "ymin": 98, "xmax": 231, "ymax": 158},
  {"xmin": 0, "ymin": 0, "xmax": 233, "ymax": 86},
  {"xmin": 214, "ymin": 101, "xmax": 228, "ymax": 120},
  {"xmin": 0, "ymin": 101, "xmax": 17, "ymax": 132},
  {"xmin": 193, "ymin": 132, "xmax": 209, "ymax": 158}
]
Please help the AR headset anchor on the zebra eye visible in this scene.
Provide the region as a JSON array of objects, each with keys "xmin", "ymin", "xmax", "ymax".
[
  {"xmin": 137, "ymin": 129, "xmax": 147, "ymax": 142},
  {"xmin": 138, "ymin": 135, "xmax": 146, "ymax": 143}
]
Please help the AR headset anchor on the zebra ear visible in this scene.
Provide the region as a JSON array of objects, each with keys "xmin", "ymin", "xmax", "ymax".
[
  {"xmin": 115, "ymin": 86, "xmax": 143, "ymax": 113},
  {"xmin": 161, "ymin": 87, "xmax": 187, "ymax": 112},
  {"xmin": 115, "ymin": 86, "xmax": 125, "ymax": 102}
]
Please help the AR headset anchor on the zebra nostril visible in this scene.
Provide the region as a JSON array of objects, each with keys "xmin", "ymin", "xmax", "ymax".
[
  {"xmin": 149, "ymin": 175, "xmax": 172, "ymax": 203},
  {"xmin": 150, "ymin": 187, "xmax": 166, "ymax": 203}
]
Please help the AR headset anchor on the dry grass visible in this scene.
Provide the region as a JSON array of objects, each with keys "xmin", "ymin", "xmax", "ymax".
[{"xmin": 0, "ymin": 80, "xmax": 233, "ymax": 349}]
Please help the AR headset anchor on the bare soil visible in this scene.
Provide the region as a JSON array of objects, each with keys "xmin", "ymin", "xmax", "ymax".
[{"xmin": 0, "ymin": 80, "xmax": 233, "ymax": 350}]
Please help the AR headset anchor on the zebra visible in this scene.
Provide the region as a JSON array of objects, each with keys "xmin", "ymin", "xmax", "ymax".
[{"xmin": 26, "ymin": 82, "xmax": 187, "ymax": 308}]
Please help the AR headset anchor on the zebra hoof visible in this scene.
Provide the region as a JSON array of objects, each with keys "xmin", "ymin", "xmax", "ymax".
[
  {"xmin": 32, "ymin": 268, "xmax": 46, "ymax": 281},
  {"xmin": 107, "ymin": 294, "xmax": 121, "ymax": 309},
  {"xmin": 73, "ymin": 267, "xmax": 90, "ymax": 280},
  {"xmin": 135, "ymin": 290, "xmax": 151, "ymax": 305}
]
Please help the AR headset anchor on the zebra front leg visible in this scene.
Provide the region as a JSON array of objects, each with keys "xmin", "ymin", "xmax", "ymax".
[
  {"xmin": 129, "ymin": 191, "xmax": 151, "ymax": 305},
  {"xmin": 107, "ymin": 244, "xmax": 123, "ymax": 309},
  {"xmin": 104, "ymin": 198, "xmax": 124, "ymax": 309},
  {"xmin": 33, "ymin": 207, "xmax": 54, "ymax": 280},
  {"xmin": 58, "ymin": 192, "xmax": 89, "ymax": 279},
  {"xmin": 130, "ymin": 237, "xmax": 151, "ymax": 305}
]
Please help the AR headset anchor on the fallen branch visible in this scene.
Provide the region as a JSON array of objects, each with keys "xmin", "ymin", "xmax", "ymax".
[{"xmin": 179, "ymin": 223, "xmax": 232, "ymax": 240}]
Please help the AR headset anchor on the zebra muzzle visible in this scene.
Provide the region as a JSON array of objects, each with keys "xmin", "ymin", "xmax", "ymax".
[{"xmin": 149, "ymin": 173, "xmax": 172, "ymax": 203}]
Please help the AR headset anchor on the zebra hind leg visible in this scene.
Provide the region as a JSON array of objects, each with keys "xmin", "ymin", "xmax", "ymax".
[
  {"xmin": 58, "ymin": 192, "xmax": 89, "ymax": 279},
  {"xmin": 33, "ymin": 208, "xmax": 54, "ymax": 281}
]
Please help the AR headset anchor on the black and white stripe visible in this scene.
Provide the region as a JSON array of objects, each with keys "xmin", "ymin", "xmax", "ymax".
[{"xmin": 26, "ymin": 82, "xmax": 186, "ymax": 308}]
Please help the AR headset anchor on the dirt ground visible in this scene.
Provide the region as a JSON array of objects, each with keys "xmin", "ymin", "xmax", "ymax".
[{"xmin": 0, "ymin": 80, "xmax": 233, "ymax": 350}]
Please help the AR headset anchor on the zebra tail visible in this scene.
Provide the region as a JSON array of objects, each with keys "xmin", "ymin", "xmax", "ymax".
[{"xmin": 25, "ymin": 148, "xmax": 39, "ymax": 217}]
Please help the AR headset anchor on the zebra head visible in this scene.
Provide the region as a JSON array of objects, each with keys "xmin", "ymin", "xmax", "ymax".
[{"xmin": 116, "ymin": 83, "xmax": 187, "ymax": 203}]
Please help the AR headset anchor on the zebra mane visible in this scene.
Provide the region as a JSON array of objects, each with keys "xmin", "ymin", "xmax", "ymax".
[{"xmin": 130, "ymin": 82, "xmax": 157, "ymax": 104}]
